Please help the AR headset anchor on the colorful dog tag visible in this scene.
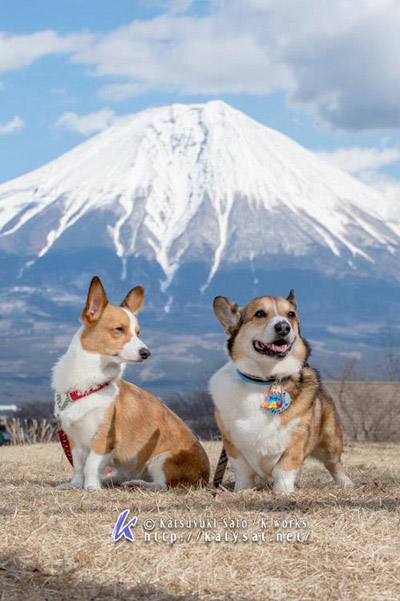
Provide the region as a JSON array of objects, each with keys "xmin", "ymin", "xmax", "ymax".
[{"xmin": 260, "ymin": 384, "xmax": 291, "ymax": 414}]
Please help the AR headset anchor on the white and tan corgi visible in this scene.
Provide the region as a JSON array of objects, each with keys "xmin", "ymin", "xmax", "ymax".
[
  {"xmin": 53, "ymin": 276, "xmax": 210, "ymax": 491},
  {"xmin": 209, "ymin": 290, "xmax": 353, "ymax": 493}
]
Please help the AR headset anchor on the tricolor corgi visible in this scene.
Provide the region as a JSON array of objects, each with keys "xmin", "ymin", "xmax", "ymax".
[
  {"xmin": 53, "ymin": 276, "xmax": 210, "ymax": 491},
  {"xmin": 209, "ymin": 290, "xmax": 353, "ymax": 493}
]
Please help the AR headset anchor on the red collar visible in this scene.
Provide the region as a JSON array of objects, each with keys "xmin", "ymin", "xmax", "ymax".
[{"xmin": 69, "ymin": 382, "xmax": 109, "ymax": 401}]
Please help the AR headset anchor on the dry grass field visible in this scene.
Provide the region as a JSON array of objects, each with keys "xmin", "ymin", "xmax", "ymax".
[{"xmin": 1, "ymin": 441, "xmax": 399, "ymax": 601}]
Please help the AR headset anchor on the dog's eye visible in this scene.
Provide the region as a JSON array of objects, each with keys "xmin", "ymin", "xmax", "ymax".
[
  {"xmin": 114, "ymin": 326, "xmax": 125, "ymax": 333},
  {"xmin": 287, "ymin": 311, "xmax": 296, "ymax": 318},
  {"xmin": 255, "ymin": 310, "xmax": 266, "ymax": 318}
]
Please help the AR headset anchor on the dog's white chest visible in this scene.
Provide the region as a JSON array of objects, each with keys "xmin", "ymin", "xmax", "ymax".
[
  {"xmin": 209, "ymin": 363, "xmax": 299, "ymax": 476},
  {"xmin": 55, "ymin": 386, "xmax": 117, "ymax": 450}
]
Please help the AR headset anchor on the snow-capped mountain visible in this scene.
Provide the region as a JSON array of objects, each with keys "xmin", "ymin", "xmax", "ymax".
[
  {"xmin": 1, "ymin": 100, "xmax": 399, "ymax": 297},
  {"xmin": 2, "ymin": 100, "xmax": 400, "ymax": 402}
]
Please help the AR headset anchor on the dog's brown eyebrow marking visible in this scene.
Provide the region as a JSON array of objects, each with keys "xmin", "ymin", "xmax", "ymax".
[{"xmin": 241, "ymin": 296, "xmax": 274, "ymax": 322}]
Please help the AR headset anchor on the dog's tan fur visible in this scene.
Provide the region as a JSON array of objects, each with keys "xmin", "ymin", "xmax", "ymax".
[
  {"xmin": 91, "ymin": 380, "xmax": 210, "ymax": 486},
  {"xmin": 54, "ymin": 277, "xmax": 210, "ymax": 490},
  {"xmin": 210, "ymin": 291, "xmax": 353, "ymax": 492},
  {"xmin": 80, "ymin": 285, "xmax": 144, "ymax": 354}
]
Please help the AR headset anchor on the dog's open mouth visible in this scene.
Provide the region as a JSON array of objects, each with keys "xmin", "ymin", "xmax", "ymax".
[{"xmin": 253, "ymin": 339, "xmax": 293, "ymax": 357}]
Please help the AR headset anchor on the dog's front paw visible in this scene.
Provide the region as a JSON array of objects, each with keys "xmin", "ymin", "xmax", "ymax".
[
  {"xmin": 84, "ymin": 482, "xmax": 102, "ymax": 492},
  {"xmin": 272, "ymin": 468, "xmax": 297, "ymax": 494},
  {"xmin": 272, "ymin": 480, "xmax": 295, "ymax": 494},
  {"xmin": 233, "ymin": 483, "xmax": 255, "ymax": 492},
  {"xmin": 272, "ymin": 486, "xmax": 295, "ymax": 495}
]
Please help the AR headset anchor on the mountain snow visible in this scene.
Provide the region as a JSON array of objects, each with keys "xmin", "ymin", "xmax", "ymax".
[{"xmin": 0, "ymin": 100, "xmax": 399, "ymax": 289}]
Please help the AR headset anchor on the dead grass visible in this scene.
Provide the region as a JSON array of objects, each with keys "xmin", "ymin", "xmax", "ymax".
[{"xmin": 0, "ymin": 441, "xmax": 399, "ymax": 601}]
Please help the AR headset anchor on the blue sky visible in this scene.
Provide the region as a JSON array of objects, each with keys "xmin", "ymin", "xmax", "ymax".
[{"xmin": 1, "ymin": 0, "xmax": 399, "ymax": 200}]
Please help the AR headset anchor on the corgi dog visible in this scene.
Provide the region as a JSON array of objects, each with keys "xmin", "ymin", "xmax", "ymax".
[
  {"xmin": 52, "ymin": 276, "xmax": 210, "ymax": 491},
  {"xmin": 209, "ymin": 290, "xmax": 353, "ymax": 493}
]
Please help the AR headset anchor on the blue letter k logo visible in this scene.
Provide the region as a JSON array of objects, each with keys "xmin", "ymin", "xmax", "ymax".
[{"xmin": 112, "ymin": 510, "xmax": 138, "ymax": 542}]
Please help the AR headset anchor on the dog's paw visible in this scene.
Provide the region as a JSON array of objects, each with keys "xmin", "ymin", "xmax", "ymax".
[
  {"xmin": 336, "ymin": 476, "xmax": 355, "ymax": 489},
  {"xmin": 56, "ymin": 480, "xmax": 83, "ymax": 490},
  {"xmin": 123, "ymin": 479, "xmax": 165, "ymax": 490},
  {"xmin": 272, "ymin": 488, "xmax": 295, "ymax": 495},
  {"xmin": 122, "ymin": 479, "xmax": 142, "ymax": 487},
  {"xmin": 272, "ymin": 482, "xmax": 296, "ymax": 494},
  {"xmin": 84, "ymin": 483, "xmax": 102, "ymax": 492}
]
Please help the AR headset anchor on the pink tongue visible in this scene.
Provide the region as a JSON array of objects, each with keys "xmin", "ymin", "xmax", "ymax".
[{"xmin": 271, "ymin": 343, "xmax": 288, "ymax": 352}]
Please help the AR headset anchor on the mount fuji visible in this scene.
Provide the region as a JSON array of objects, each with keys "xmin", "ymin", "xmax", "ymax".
[{"xmin": 1, "ymin": 101, "xmax": 399, "ymax": 401}]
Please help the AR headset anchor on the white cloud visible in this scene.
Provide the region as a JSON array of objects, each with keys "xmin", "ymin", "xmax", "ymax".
[
  {"xmin": 317, "ymin": 146, "xmax": 400, "ymax": 174},
  {"xmin": 144, "ymin": 0, "xmax": 194, "ymax": 14},
  {"xmin": 0, "ymin": 30, "xmax": 92, "ymax": 74},
  {"xmin": 51, "ymin": 87, "xmax": 76, "ymax": 105},
  {"xmin": 55, "ymin": 108, "xmax": 116, "ymax": 135},
  {"xmin": 279, "ymin": 1, "xmax": 400, "ymax": 130},
  {"xmin": 317, "ymin": 143, "xmax": 400, "ymax": 221},
  {"xmin": 359, "ymin": 171, "xmax": 400, "ymax": 206},
  {"xmin": 0, "ymin": 116, "xmax": 24, "ymax": 135},
  {"xmin": 68, "ymin": 0, "xmax": 400, "ymax": 131},
  {"xmin": 2, "ymin": 2, "xmax": 400, "ymax": 131},
  {"xmin": 73, "ymin": 12, "xmax": 290, "ymax": 98},
  {"xmin": 100, "ymin": 82, "xmax": 148, "ymax": 101}
]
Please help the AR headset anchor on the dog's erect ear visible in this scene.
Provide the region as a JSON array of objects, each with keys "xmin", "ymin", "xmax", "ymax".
[
  {"xmin": 82, "ymin": 276, "xmax": 108, "ymax": 324},
  {"xmin": 121, "ymin": 285, "xmax": 145, "ymax": 315},
  {"xmin": 213, "ymin": 296, "xmax": 241, "ymax": 334},
  {"xmin": 286, "ymin": 289, "xmax": 297, "ymax": 309}
]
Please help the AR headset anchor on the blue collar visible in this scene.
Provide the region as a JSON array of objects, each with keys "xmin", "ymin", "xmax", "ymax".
[{"xmin": 236, "ymin": 370, "xmax": 290, "ymax": 386}]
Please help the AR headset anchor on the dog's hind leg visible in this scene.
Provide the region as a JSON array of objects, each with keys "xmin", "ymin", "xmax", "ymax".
[
  {"xmin": 101, "ymin": 466, "xmax": 130, "ymax": 487},
  {"xmin": 313, "ymin": 445, "xmax": 354, "ymax": 488},
  {"xmin": 104, "ymin": 467, "xmax": 166, "ymax": 490},
  {"xmin": 312, "ymin": 401, "xmax": 354, "ymax": 488},
  {"xmin": 123, "ymin": 452, "xmax": 170, "ymax": 490},
  {"xmin": 123, "ymin": 479, "xmax": 166, "ymax": 490}
]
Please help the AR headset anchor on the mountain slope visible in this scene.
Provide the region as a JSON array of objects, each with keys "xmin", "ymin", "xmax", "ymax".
[
  {"xmin": 1, "ymin": 100, "xmax": 399, "ymax": 293},
  {"xmin": 2, "ymin": 101, "xmax": 400, "ymax": 402}
]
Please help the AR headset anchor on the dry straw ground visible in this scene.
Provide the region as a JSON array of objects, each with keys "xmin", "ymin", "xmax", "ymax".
[{"xmin": 1, "ymin": 441, "xmax": 399, "ymax": 601}]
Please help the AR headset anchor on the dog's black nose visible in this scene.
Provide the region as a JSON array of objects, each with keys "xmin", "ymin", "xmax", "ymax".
[
  {"xmin": 274, "ymin": 321, "xmax": 291, "ymax": 336},
  {"xmin": 139, "ymin": 347, "xmax": 151, "ymax": 360}
]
